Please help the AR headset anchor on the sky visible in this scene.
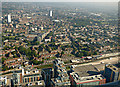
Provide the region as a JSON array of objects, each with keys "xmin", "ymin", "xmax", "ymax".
[{"xmin": 1, "ymin": 0, "xmax": 120, "ymax": 2}]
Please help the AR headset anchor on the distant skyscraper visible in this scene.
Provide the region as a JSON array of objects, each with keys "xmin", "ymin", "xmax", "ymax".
[
  {"xmin": 8, "ymin": 14, "xmax": 11, "ymax": 23},
  {"xmin": 49, "ymin": 10, "xmax": 52, "ymax": 17},
  {"xmin": 41, "ymin": 26, "xmax": 43, "ymax": 30},
  {"xmin": 92, "ymin": 28, "xmax": 94, "ymax": 35}
]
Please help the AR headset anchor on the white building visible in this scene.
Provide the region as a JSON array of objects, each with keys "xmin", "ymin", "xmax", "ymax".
[
  {"xmin": 41, "ymin": 27, "xmax": 43, "ymax": 30},
  {"xmin": 45, "ymin": 39, "xmax": 51, "ymax": 42},
  {"xmin": 8, "ymin": 14, "xmax": 11, "ymax": 23},
  {"xmin": 0, "ymin": 76, "xmax": 8, "ymax": 86},
  {"xmin": 49, "ymin": 10, "xmax": 52, "ymax": 17}
]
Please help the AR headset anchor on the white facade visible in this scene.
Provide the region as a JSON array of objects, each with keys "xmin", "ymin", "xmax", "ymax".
[
  {"xmin": 22, "ymin": 68, "xmax": 24, "ymax": 76},
  {"xmin": 41, "ymin": 27, "xmax": 43, "ymax": 30},
  {"xmin": 0, "ymin": 76, "xmax": 7, "ymax": 84},
  {"xmin": 8, "ymin": 14, "xmax": 11, "ymax": 23},
  {"xmin": 45, "ymin": 39, "xmax": 51, "ymax": 42},
  {"xmin": 50, "ymin": 10, "xmax": 52, "ymax": 17}
]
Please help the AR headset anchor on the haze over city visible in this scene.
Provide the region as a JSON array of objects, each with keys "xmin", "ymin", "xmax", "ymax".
[
  {"xmin": 0, "ymin": 1, "xmax": 120, "ymax": 87},
  {"xmin": 1, "ymin": 0, "xmax": 119, "ymax": 2}
]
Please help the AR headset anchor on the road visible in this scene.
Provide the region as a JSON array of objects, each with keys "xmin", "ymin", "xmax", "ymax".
[
  {"xmin": 1, "ymin": 52, "xmax": 119, "ymax": 74},
  {"xmin": 71, "ymin": 56, "xmax": 119, "ymax": 67}
]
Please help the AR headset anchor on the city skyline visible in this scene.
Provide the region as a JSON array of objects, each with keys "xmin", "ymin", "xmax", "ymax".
[{"xmin": 1, "ymin": 0, "xmax": 119, "ymax": 2}]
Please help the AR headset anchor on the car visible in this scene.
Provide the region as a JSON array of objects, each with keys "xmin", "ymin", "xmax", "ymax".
[
  {"xmin": 101, "ymin": 62, "xmax": 104, "ymax": 64},
  {"xmin": 109, "ymin": 57, "xmax": 112, "ymax": 60}
]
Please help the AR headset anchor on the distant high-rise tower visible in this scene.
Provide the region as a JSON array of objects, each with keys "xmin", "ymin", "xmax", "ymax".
[
  {"xmin": 8, "ymin": 14, "xmax": 11, "ymax": 23},
  {"xmin": 92, "ymin": 28, "xmax": 94, "ymax": 35},
  {"xmin": 41, "ymin": 26, "xmax": 43, "ymax": 30},
  {"xmin": 49, "ymin": 10, "xmax": 52, "ymax": 17}
]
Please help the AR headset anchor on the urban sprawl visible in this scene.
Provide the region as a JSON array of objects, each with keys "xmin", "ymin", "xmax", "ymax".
[{"xmin": 0, "ymin": 2, "xmax": 120, "ymax": 87}]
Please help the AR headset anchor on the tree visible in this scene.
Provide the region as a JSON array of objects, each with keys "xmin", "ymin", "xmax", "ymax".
[
  {"xmin": 61, "ymin": 51, "xmax": 64, "ymax": 55},
  {"xmin": 31, "ymin": 37, "xmax": 39, "ymax": 45},
  {"xmin": 45, "ymin": 45, "xmax": 51, "ymax": 53},
  {"xmin": 38, "ymin": 46, "xmax": 43, "ymax": 52},
  {"xmin": 16, "ymin": 53, "xmax": 21, "ymax": 57},
  {"xmin": 32, "ymin": 60, "xmax": 38, "ymax": 65},
  {"xmin": 93, "ymin": 51, "xmax": 97, "ymax": 55},
  {"xmin": 35, "ymin": 41, "xmax": 39, "ymax": 45},
  {"xmin": 31, "ymin": 50, "xmax": 37, "ymax": 57},
  {"xmin": 3, "ymin": 46, "xmax": 10, "ymax": 50},
  {"xmin": 61, "ymin": 46, "xmax": 65, "ymax": 51},
  {"xmin": 2, "ymin": 65, "xmax": 8, "ymax": 71},
  {"xmin": 75, "ymin": 52, "xmax": 81, "ymax": 57},
  {"xmin": 56, "ymin": 52, "xmax": 60, "ymax": 58},
  {"xmin": 18, "ymin": 46, "xmax": 26, "ymax": 55},
  {"xmin": 2, "ymin": 58, "xmax": 6, "ymax": 64},
  {"xmin": 13, "ymin": 55, "xmax": 17, "ymax": 58},
  {"xmin": 61, "ymin": 51, "xmax": 64, "ymax": 56},
  {"xmin": 38, "ymin": 61, "xmax": 44, "ymax": 64},
  {"xmin": 82, "ymin": 50, "xmax": 89, "ymax": 56},
  {"xmin": 79, "ymin": 53, "xmax": 83, "ymax": 57},
  {"xmin": 5, "ymin": 53, "xmax": 9, "ymax": 57}
]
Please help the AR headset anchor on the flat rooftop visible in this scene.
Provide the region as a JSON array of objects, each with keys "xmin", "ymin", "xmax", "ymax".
[
  {"xmin": 51, "ymin": 77, "xmax": 70, "ymax": 85},
  {"xmin": 70, "ymin": 72, "xmax": 105, "ymax": 84},
  {"xmin": 106, "ymin": 64, "xmax": 118, "ymax": 72},
  {"xmin": 73, "ymin": 64, "xmax": 97, "ymax": 72},
  {"xmin": 22, "ymin": 80, "xmax": 45, "ymax": 86},
  {"xmin": 94, "ymin": 63, "xmax": 105, "ymax": 71},
  {"xmin": 71, "ymin": 64, "xmax": 100, "ymax": 76}
]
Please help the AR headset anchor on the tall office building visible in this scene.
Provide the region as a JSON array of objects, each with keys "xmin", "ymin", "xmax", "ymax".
[
  {"xmin": 104, "ymin": 64, "xmax": 120, "ymax": 82},
  {"xmin": 0, "ymin": 76, "xmax": 8, "ymax": 86},
  {"xmin": 41, "ymin": 68, "xmax": 53, "ymax": 86},
  {"xmin": 51, "ymin": 58, "xmax": 70, "ymax": 87},
  {"xmin": 49, "ymin": 10, "xmax": 52, "ymax": 17},
  {"xmin": 8, "ymin": 14, "xmax": 11, "ymax": 23},
  {"xmin": 12, "ymin": 73, "xmax": 22, "ymax": 86}
]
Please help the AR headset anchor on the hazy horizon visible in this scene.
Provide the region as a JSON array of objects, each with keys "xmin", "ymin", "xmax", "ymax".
[{"xmin": 1, "ymin": 0, "xmax": 119, "ymax": 2}]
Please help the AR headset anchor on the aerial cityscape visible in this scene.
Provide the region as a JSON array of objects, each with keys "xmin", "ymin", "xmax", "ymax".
[{"xmin": 0, "ymin": 2, "xmax": 120, "ymax": 87}]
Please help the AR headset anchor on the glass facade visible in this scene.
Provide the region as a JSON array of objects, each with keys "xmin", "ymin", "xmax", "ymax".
[
  {"xmin": 31, "ymin": 77, "xmax": 33, "ymax": 82},
  {"xmin": 25, "ymin": 78, "xmax": 27, "ymax": 83},
  {"xmin": 28, "ymin": 78, "xmax": 29, "ymax": 82},
  {"xmin": 34, "ymin": 77, "xmax": 36, "ymax": 81}
]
